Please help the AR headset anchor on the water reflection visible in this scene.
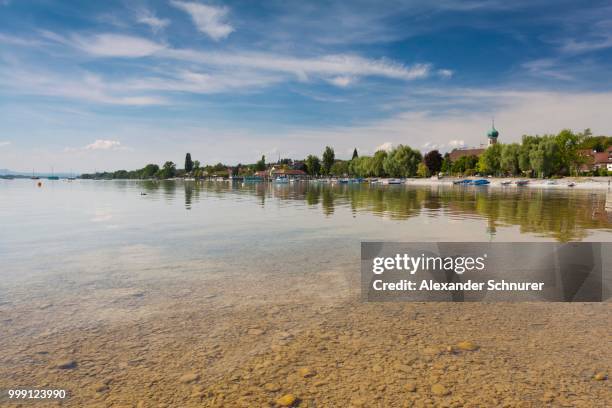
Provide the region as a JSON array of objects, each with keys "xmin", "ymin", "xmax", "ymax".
[
  {"xmin": 138, "ymin": 180, "xmax": 612, "ymax": 242},
  {"xmin": 88, "ymin": 181, "xmax": 612, "ymax": 242}
]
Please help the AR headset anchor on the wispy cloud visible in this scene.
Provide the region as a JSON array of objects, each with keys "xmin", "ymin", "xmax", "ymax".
[
  {"xmin": 136, "ymin": 9, "xmax": 170, "ymax": 33},
  {"xmin": 86, "ymin": 139, "xmax": 121, "ymax": 150},
  {"xmin": 74, "ymin": 33, "xmax": 165, "ymax": 57},
  {"xmin": 0, "ymin": 141, "xmax": 11, "ymax": 147},
  {"xmin": 65, "ymin": 139, "xmax": 125, "ymax": 153},
  {"xmin": 326, "ymin": 76, "xmax": 355, "ymax": 87},
  {"xmin": 170, "ymin": 1, "xmax": 234, "ymax": 41},
  {"xmin": 164, "ymin": 49, "xmax": 432, "ymax": 82},
  {"xmin": 0, "ymin": 65, "xmax": 166, "ymax": 106},
  {"xmin": 437, "ymin": 69, "xmax": 453, "ymax": 78}
]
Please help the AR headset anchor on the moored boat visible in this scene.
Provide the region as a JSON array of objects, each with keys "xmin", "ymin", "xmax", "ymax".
[
  {"xmin": 469, "ymin": 179, "xmax": 490, "ymax": 185},
  {"xmin": 453, "ymin": 179, "xmax": 471, "ymax": 185},
  {"xmin": 386, "ymin": 178, "xmax": 403, "ymax": 185},
  {"xmin": 516, "ymin": 180, "xmax": 529, "ymax": 186},
  {"xmin": 274, "ymin": 177, "xmax": 289, "ymax": 183}
]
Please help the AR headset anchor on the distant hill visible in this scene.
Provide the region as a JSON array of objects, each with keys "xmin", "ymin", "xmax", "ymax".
[{"xmin": 0, "ymin": 169, "xmax": 78, "ymax": 178}]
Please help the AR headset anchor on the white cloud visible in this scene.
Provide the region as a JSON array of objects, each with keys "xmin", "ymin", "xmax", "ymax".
[
  {"xmin": 136, "ymin": 10, "xmax": 170, "ymax": 32},
  {"xmin": 327, "ymin": 76, "xmax": 354, "ymax": 87},
  {"xmin": 448, "ymin": 139, "xmax": 466, "ymax": 148},
  {"xmin": 0, "ymin": 67, "xmax": 167, "ymax": 106},
  {"xmin": 375, "ymin": 142, "xmax": 394, "ymax": 152},
  {"xmin": 163, "ymin": 49, "xmax": 431, "ymax": 82},
  {"xmin": 86, "ymin": 139, "xmax": 121, "ymax": 150},
  {"xmin": 437, "ymin": 69, "xmax": 453, "ymax": 78},
  {"xmin": 0, "ymin": 141, "xmax": 11, "ymax": 147},
  {"xmin": 74, "ymin": 34, "xmax": 165, "ymax": 57},
  {"xmin": 171, "ymin": 1, "xmax": 234, "ymax": 40}
]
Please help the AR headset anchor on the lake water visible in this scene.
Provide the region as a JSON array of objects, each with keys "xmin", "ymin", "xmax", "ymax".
[{"xmin": 1, "ymin": 179, "xmax": 611, "ymax": 407}]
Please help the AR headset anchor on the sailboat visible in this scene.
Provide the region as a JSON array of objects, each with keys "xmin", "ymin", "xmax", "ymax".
[
  {"xmin": 47, "ymin": 166, "xmax": 59, "ymax": 180},
  {"xmin": 30, "ymin": 169, "xmax": 39, "ymax": 180}
]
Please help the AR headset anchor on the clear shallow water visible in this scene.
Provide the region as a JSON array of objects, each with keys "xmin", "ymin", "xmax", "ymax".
[
  {"xmin": 1, "ymin": 179, "xmax": 611, "ymax": 408},
  {"xmin": 1, "ymin": 179, "xmax": 612, "ymax": 289}
]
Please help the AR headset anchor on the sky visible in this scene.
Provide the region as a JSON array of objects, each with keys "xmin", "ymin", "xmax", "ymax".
[{"xmin": 2, "ymin": 0, "xmax": 612, "ymax": 172}]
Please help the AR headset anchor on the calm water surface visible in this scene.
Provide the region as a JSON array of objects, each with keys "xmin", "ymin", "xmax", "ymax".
[{"xmin": 1, "ymin": 179, "xmax": 611, "ymax": 290}]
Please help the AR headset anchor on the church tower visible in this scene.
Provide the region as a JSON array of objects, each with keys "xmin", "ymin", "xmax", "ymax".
[{"xmin": 487, "ymin": 120, "xmax": 499, "ymax": 146}]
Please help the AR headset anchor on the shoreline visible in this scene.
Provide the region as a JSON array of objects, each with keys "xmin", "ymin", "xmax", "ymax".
[{"xmin": 405, "ymin": 176, "xmax": 612, "ymax": 190}]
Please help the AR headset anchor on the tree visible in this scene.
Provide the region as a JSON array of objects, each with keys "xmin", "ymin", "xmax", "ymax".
[
  {"xmin": 554, "ymin": 129, "xmax": 580, "ymax": 175},
  {"xmin": 416, "ymin": 162, "xmax": 429, "ymax": 178},
  {"xmin": 322, "ymin": 146, "xmax": 335, "ymax": 175},
  {"xmin": 423, "ymin": 150, "xmax": 443, "ymax": 175},
  {"xmin": 193, "ymin": 160, "xmax": 200, "ymax": 170},
  {"xmin": 441, "ymin": 153, "xmax": 452, "ymax": 174},
  {"xmin": 529, "ymin": 137, "xmax": 561, "ymax": 178},
  {"xmin": 499, "ymin": 143, "xmax": 520, "ymax": 175},
  {"xmin": 352, "ymin": 148, "xmax": 359, "ymax": 160},
  {"xmin": 451, "ymin": 155, "xmax": 479, "ymax": 175},
  {"xmin": 255, "ymin": 155, "xmax": 266, "ymax": 171},
  {"xmin": 369, "ymin": 150, "xmax": 388, "ymax": 177},
  {"xmin": 478, "ymin": 143, "xmax": 502, "ymax": 175},
  {"xmin": 330, "ymin": 160, "xmax": 349, "ymax": 176},
  {"xmin": 519, "ymin": 135, "xmax": 538, "ymax": 176},
  {"xmin": 141, "ymin": 164, "xmax": 159, "ymax": 179},
  {"xmin": 184, "ymin": 153, "xmax": 194, "ymax": 173},
  {"xmin": 159, "ymin": 161, "xmax": 176, "ymax": 179},
  {"xmin": 305, "ymin": 155, "xmax": 321, "ymax": 176},
  {"xmin": 349, "ymin": 156, "xmax": 371, "ymax": 177},
  {"xmin": 383, "ymin": 145, "xmax": 422, "ymax": 178}
]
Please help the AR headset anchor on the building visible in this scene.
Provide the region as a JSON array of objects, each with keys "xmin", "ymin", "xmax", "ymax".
[
  {"xmin": 254, "ymin": 167, "xmax": 307, "ymax": 179},
  {"xmin": 579, "ymin": 146, "xmax": 612, "ymax": 172},
  {"xmin": 448, "ymin": 122, "xmax": 499, "ymax": 162}
]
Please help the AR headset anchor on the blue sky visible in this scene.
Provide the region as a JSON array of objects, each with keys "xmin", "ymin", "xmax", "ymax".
[{"xmin": 1, "ymin": 0, "xmax": 612, "ymax": 172}]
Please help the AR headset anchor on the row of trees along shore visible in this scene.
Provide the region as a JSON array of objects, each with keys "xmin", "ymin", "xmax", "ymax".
[{"xmin": 80, "ymin": 129, "xmax": 612, "ymax": 180}]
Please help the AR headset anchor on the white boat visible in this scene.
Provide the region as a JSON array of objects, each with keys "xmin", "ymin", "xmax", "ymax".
[
  {"xmin": 274, "ymin": 177, "xmax": 289, "ymax": 183},
  {"xmin": 545, "ymin": 180, "xmax": 557, "ymax": 185},
  {"xmin": 500, "ymin": 180, "xmax": 512, "ymax": 186},
  {"xmin": 386, "ymin": 178, "xmax": 403, "ymax": 185}
]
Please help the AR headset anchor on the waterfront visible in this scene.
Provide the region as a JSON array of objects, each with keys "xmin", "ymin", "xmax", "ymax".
[{"xmin": 0, "ymin": 179, "xmax": 611, "ymax": 407}]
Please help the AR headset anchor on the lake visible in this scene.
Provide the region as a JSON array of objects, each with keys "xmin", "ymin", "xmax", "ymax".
[{"xmin": 0, "ymin": 179, "xmax": 611, "ymax": 407}]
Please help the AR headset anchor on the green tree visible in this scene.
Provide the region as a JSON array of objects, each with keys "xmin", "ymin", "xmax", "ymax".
[
  {"xmin": 554, "ymin": 129, "xmax": 580, "ymax": 175},
  {"xmin": 305, "ymin": 155, "xmax": 321, "ymax": 176},
  {"xmin": 500, "ymin": 143, "xmax": 520, "ymax": 175},
  {"xmin": 352, "ymin": 148, "xmax": 359, "ymax": 160},
  {"xmin": 416, "ymin": 162, "xmax": 429, "ymax": 178},
  {"xmin": 383, "ymin": 145, "xmax": 422, "ymax": 178},
  {"xmin": 322, "ymin": 146, "xmax": 335, "ymax": 175},
  {"xmin": 141, "ymin": 164, "xmax": 159, "ymax": 179},
  {"xmin": 441, "ymin": 153, "xmax": 452, "ymax": 174},
  {"xmin": 184, "ymin": 153, "xmax": 194, "ymax": 173},
  {"xmin": 255, "ymin": 155, "xmax": 266, "ymax": 171},
  {"xmin": 369, "ymin": 150, "xmax": 388, "ymax": 177},
  {"xmin": 529, "ymin": 137, "xmax": 561, "ymax": 178},
  {"xmin": 478, "ymin": 143, "xmax": 502, "ymax": 175},
  {"xmin": 349, "ymin": 156, "xmax": 371, "ymax": 177},
  {"xmin": 451, "ymin": 155, "xmax": 479, "ymax": 175},
  {"xmin": 519, "ymin": 135, "xmax": 539, "ymax": 176},
  {"xmin": 330, "ymin": 160, "xmax": 349, "ymax": 176},
  {"xmin": 423, "ymin": 150, "xmax": 443, "ymax": 175},
  {"xmin": 159, "ymin": 161, "xmax": 176, "ymax": 179}
]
